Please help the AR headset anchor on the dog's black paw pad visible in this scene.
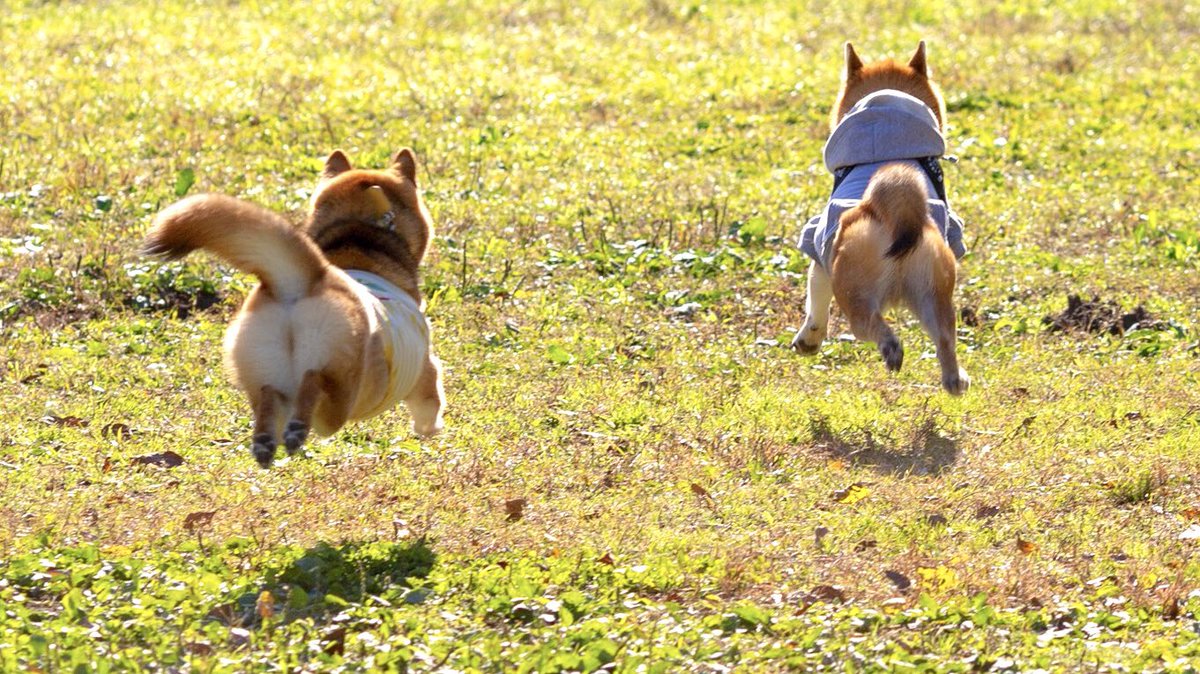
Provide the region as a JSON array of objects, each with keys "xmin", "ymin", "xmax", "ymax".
[
  {"xmin": 252, "ymin": 434, "xmax": 276, "ymax": 468},
  {"xmin": 283, "ymin": 420, "xmax": 309, "ymax": 455},
  {"xmin": 881, "ymin": 339, "xmax": 904, "ymax": 372}
]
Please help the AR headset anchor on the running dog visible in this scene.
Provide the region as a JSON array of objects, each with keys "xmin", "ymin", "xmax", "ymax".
[
  {"xmin": 143, "ymin": 149, "xmax": 445, "ymax": 466},
  {"xmin": 793, "ymin": 42, "xmax": 969, "ymax": 395}
]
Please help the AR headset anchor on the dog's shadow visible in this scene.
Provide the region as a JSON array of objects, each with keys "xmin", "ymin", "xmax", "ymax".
[
  {"xmin": 207, "ymin": 538, "xmax": 436, "ymax": 631},
  {"xmin": 808, "ymin": 412, "xmax": 960, "ymax": 476}
]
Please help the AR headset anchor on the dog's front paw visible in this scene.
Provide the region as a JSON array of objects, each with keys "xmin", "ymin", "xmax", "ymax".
[
  {"xmin": 790, "ymin": 326, "xmax": 826, "ymax": 354},
  {"xmin": 942, "ymin": 368, "xmax": 971, "ymax": 396},
  {"xmin": 251, "ymin": 433, "xmax": 277, "ymax": 468},
  {"xmin": 413, "ymin": 416, "xmax": 444, "ymax": 438}
]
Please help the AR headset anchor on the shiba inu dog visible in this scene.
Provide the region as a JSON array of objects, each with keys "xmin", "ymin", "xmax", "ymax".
[
  {"xmin": 143, "ymin": 149, "xmax": 445, "ymax": 466},
  {"xmin": 793, "ymin": 42, "xmax": 970, "ymax": 395}
]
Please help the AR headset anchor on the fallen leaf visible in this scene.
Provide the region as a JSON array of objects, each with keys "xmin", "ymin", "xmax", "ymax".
[
  {"xmin": 101, "ymin": 423, "xmax": 133, "ymax": 441},
  {"xmin": 42, "ymin": 414, "xmax": 88, "ymax": 428},
  {"xmin": 917, "ymin": 565, "xmax": 961, "ymax": 592},
  {"xmin": 833, "ymin": 483, "xmax": 870, "ymax": 505},
  {"xmin": 504, "ymin": 498, "xmax": 527, "ymax": 522},
  {"xmin": 690, "ymin": 482, "xmax": 711, "ymax": 499},
  {"xmin": 974, "ymin": 505, "xmax": 1002, "ymax": 519},
  {"xmin": 20, "ymin": 366, "xmax": 48, "ymax": 384},
  {"xmin": 1016, "ymin": 537, "xmax": 1038, "ymax": 555},
  {"xmin": 183, "ymin": 511, "xmax": 216, "ymax": 532},
  {"xmin": 131, "ymin": 451, "xmax": 184, "ymax": 468},
  {"xmin": 807, "ymin": 584, "xmax": 847, "ymax": 603},
  {"xmin": 1181, "ymin": 507, "xmax": 1200, "ymax": 522},
  {"xmin": 884, "ymin": 569, "xmax": 912, "ymax": 592},
  {"xmin": 598, "ymin": 552, "xmax": 615, "ymax": 565}
]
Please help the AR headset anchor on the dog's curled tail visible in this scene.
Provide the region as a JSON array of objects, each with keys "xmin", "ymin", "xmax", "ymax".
[
  {"xmin": 859, "ymin": 163, "xmax": 931, "ymax": 259},
  {"xmin": 142, "ymin": 194, "xmax": 327, "ymax": 302}
]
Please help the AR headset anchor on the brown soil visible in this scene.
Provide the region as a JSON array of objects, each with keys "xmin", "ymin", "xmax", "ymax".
[{"xmin": 1042, "ymin": 294, "xmax": 1162, "ymax": 336}]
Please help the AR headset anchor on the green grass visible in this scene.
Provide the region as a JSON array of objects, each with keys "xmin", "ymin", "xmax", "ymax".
[{"xmin": 3, "ymin": 0, "xmax": 1200, "ymax": 670}]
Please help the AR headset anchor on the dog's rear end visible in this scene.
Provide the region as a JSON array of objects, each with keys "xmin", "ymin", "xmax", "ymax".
[
  {"xmin": 830, "ymin": 163, "xmax": 968, "ymax": 394},
  {"xmin": 144, "ymin": 194, "xmax": 371, "ymax": 465}
]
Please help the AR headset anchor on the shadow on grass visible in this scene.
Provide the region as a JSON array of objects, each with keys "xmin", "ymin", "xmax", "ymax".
[
  {"xmin": 808, "ymin": 412, "xmax": 959, "ymax": 476},
  {"xmin": 208, "ymin": 538, "xmax": 436, "ymax": 629},
  {"xmin": 270, "ymin": 539, "xmax": 436, "ymax": 600}
]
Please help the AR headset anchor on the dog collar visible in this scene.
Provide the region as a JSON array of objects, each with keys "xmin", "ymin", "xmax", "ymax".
[
  {"xmin": 375, "ymin": 210, "xmax": 395, "ymax": 230},
  {"xmin": 364, "ymin": 185, "xmax": 396, "ymax": 230}
]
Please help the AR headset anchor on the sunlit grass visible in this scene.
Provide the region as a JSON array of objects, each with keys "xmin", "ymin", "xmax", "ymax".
[{"xmin": 2, "ymin": 0, "xmax": 1200, "ymax": 670}]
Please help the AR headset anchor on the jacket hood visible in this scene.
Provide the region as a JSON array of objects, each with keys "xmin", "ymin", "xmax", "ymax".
[{"xmin": 824, "ymin": 90, "xmax": 945, "ymax": 172}]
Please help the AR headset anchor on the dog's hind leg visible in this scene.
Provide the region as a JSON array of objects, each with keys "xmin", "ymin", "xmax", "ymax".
[
  {"xmin": 283, "ymin": 370, "xmax": 322, "ymax": 455},
  {"xmin": 250, "ymin": 385, "xmax": 284, "ymax": 467},
  {"xmin": 406, "ymin": 353, "xmax": 445, "ymax": 438},
  {"xmin": 311, "ymin": 373, "xmax": 356, "ymax": 438},
  {"xmin": 914, "ymin": 293, "xmax": 969, "ymax": 395},
  {"xmin": 792, "ymin": 261, "xmax": 833, "ymax": 353},
  {"xmin": 842, "ymin": 303, "xmax": 904, "ymax": 372}
]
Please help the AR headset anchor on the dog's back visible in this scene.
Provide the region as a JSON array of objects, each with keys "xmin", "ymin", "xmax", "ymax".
[{"xmin": 304, "ymin": 149, "xmax": 432, "ymax": 301}]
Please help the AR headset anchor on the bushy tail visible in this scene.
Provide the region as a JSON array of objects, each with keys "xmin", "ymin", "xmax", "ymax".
[
  {"xmin": 142, "ymin": 194, "xmax": 327, "ymax": 302},
  {"xmin": 860, "ymin": 163, "xmax": 931, "ymax": 259}
]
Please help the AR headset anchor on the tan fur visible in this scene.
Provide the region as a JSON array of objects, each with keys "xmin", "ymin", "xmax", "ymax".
[
  {"xmin": 143, "ymin": 149, "xmax": 445, "ymax": 466},
  {"xmin": 794, "ymin": 42, "xmax": 969, "ymax": 395}
]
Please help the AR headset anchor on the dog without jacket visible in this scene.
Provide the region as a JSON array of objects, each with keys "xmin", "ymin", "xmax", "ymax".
[
  {"xmin": 792, "ymin": 42, "xmax": 970, "ymax": 395},
  {"xmin": 143, "ymin": 149, "xmax": 445, "ymax": 466}
]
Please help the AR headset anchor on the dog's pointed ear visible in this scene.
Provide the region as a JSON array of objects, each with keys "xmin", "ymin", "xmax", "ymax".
[
  {"xmin": 392, "ymin": 148, "xmax": 418, "ymax": 184},
  {"xmin": 844, "ymin": 42, "xmax": 864, "ymax": 79},
  {"xmin": 322, "ymin": 150, "xmax": 352, "ymax": 179},
  {"xmin": 908, "ymin": 41, "xmax": 928, "ymax": 77}
]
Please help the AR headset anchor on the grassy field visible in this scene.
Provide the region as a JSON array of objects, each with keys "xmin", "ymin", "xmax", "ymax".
[{"xmin": 2, "ymin": 0, "xmax": 1200, "ymax": 670}]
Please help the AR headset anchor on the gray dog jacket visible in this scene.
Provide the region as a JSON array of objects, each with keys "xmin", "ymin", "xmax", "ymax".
[{"xmin": 799, "ymin": 90, "xmax": 966, "ymax": 270}]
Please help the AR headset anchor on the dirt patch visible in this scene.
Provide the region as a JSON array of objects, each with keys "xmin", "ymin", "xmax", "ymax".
[
  {"xmin": 123, "ymin": 287, "xmax": 222, "ymax": 319},
  {"xmin": 1042, "ymin": 294, "xmax": 1165, "ymax": 336}
]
